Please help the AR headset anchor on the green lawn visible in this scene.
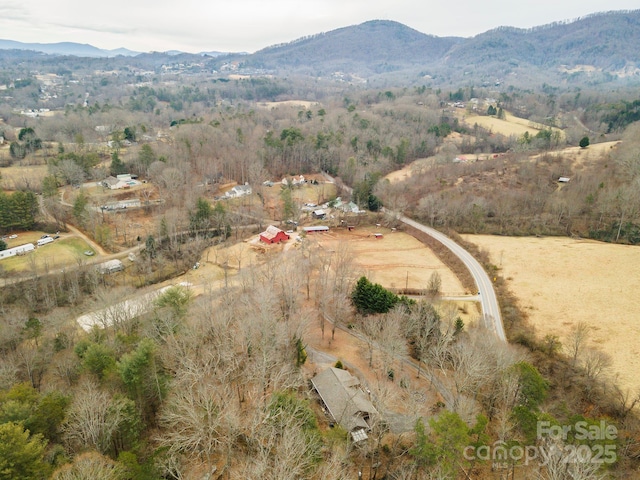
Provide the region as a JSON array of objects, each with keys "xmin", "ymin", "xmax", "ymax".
[{"xmin": 1, "ymin": 236, "xmax": 93, "ymax": 274}]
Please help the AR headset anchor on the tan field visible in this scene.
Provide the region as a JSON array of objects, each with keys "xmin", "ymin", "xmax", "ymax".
[
  {"xmin": 0, "ymin": 164, "xmax": 48, "ymax": 190},
  {"xmin": 315, "ymin": 226, "xmax": 467, "ymax": 295},
  {"xmin": 461, "ymin": 111, "xmax": 564, "ymax": 139},
  {"xmin": 531, "ymin": 141, "xmax": 620, "ymax": 167},
  {"xmin": 256, "ymin": 100, "xmax": 320, "ymax": 109},
  {"xmin": 463, "ymin": 114, "xmax": 539, "ymax": 137},
  {"xmin": 462, "ymin": 234, "xmax": 640, "ymax": 394},
  {"xmin": 384, "ymin": 140, "xmax": 618, "ymax": 185}
]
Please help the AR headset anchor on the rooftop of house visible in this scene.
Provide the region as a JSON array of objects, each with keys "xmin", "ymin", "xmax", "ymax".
[{"xmin": 311, "ymin": 367, "xmax": 378, "ymax": 434}]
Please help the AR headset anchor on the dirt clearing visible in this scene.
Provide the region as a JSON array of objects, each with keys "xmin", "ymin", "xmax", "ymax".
[{"xmin": 462, "ymin": 234, "xmax": 640, "ymax": 394}]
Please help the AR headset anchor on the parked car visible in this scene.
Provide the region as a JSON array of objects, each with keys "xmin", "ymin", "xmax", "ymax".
[{"xmin": 84, "ymin": 250, "xmax": 95, "ymax": 256}]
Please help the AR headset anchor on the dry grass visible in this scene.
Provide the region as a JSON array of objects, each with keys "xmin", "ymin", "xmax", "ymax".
[
  {"xmin": 0, "ymin": 164, "xmax": 48, "ymax": 190},
  {"xmin": 462, "ymin": 234, "xmax": 640, "ymax": 394},
  {"xmin": 460, "ymin": 111, "xmax": 565, "ymax": 139},
  {"xmin": 256, "ymin": 100, "xmax": 320, "ymax": 109},
  {"xmin": 315, "ymin": 226, "xmax": 467, "ymax": 295}
]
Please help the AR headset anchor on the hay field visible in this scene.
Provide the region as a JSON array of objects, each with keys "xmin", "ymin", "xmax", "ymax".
[
  {"xmin": 315, "ymin": 226, "xmax": 467, "ymax": 295},
  {"xmin": 462, "ymin": 234, "xmax": 640, "ymax": 393},
  {"xmin": 257, "ymin": 100, "xmax": 320, "ymax": 109},
  {"xmin": 461, "ymin": 112, "xmax": 561, "ymax": 138},
  {"xmin": 0, "ymin": 164, "xmax": 48, "ymax": 190}
]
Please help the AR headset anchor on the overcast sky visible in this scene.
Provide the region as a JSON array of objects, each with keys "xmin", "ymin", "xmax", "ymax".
[{"xmin": 1, "ymin": 1, "xmax": 638, "ymax": 54}]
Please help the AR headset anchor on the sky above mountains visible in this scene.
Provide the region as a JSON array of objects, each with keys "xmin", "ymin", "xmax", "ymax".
[{"xmin": 1, "ymin": 1, "xmax": 638, "ymax": 54}]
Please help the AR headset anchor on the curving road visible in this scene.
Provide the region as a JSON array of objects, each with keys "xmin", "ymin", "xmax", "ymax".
[
  {"xmin": 327, "ymin": 171, "xmax": 505, "ymax": 341},
  {"xmin": 394, "ymin": 213, "xmax": 506, "ymax": 342}
]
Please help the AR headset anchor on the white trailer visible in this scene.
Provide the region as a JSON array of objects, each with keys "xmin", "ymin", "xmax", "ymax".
[
  {"xmin": 37, "ymin": 237, "xmax": 54, "ymax": 247},
  {"xmin": 0, "ymin": 243, "xmax": 35, "ymax": 260}
]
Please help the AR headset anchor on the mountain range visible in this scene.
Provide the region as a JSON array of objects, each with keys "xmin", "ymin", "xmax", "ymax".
[{"xmin": 2, "ymin": 10, "xmax": 639, "ymax": 81}]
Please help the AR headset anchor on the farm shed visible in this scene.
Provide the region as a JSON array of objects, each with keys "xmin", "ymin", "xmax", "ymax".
[
  {"xmin": 303, "ymin": 226, "xmax": 329, "ymax": 233},
  {"xmin": 0, "ymin": 243, "xmax": 35, "ymax": 260},
  {"xmin": 97, "ymin": 259, "xmax": 124, "ymax": 274},
  {"xmin": 260, "ymin": 225, "xmax": 290, "ymax": 244},
  {"xmin": 312, "ymin": 209, "xmax": 327, "ymax": 219},
  {"xmin": 311, "ymin": 367, "xmax": 378, "ymax": 442}
]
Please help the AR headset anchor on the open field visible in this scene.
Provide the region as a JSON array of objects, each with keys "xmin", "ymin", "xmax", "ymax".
[
  {"xmin": 0, "ymin": 163, "xmax": 48, "ymax": 190},
  {"xmin": 256, "ymin": 100, "xmax": 320, "ymax": 109},
  {"xmin": 384, "ymin": 139, "xmax": 619, "ymax": 185},
  {"xmin": 314, "ymin": 225, "xmax": 469, "ymax": 296},
  {"xmin": 462, "ymin": 234, "xmax": 640, "ymax": 393},
  {"xmin": 531, "ymin": 140, "xmax": 620, "ymax": 168},
  {"xmin": 460, "ymin": 111, "xmax": 565, "ymax": 139}
]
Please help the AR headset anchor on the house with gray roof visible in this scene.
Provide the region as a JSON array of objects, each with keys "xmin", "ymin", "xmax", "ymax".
[{"xmin": 311, "ymin": 367, "xmax": 378, "ymax": 442}]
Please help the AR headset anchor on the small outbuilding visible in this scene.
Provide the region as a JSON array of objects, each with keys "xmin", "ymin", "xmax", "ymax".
[
  {"xmin": 97, "ymin": 259, "xmax": 124, "ymax": 274},
  {"xmin": 259, "ymin": 225, "xmax": 290, "ymax": 244},
  {"xmin": 312, "ymin": 209, "xmax": 327, "ymax": 219}
]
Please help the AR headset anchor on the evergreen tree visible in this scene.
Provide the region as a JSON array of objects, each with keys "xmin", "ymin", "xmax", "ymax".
[
  {"xmin": 351, "ymin": 276, "xmax": 400, "ymax": 314},
  {"xmin": 189, "ymin": 197, "xmax": 213, "ymax": 233},
  {"xmin": 0, "ymin": 422, "xmax": 49, "ymax": 480},
  {"xmin": 579, "ymin": 136, "xmax": 590, "ymax": 148},
  {"xmin": 110, "ymin": 152, "xmax": 127, "ymax": 176},
  {"xmin": 72, "ymin": 192, "xmax": 89, "ymax": 226}
]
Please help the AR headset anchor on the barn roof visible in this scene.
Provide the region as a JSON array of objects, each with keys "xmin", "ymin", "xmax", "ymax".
[{"xmin": 261, "ymin": 225, "xmax": 286, "ymax": 240}]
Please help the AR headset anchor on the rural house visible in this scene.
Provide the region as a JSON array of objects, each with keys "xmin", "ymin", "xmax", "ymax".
[
  {"xmin": 311, "ymin": 367, "xmax": 378, "ymax": 442},
  {"xmin": 102, "ymin": 174, "xmax": 139, "ymax": 190},
  {"xmin": 225, "ymin": 184, "xmax": 252, "ymax": 198},
  {"xmin": 259, "ymin": 225, "xmax": 290, "ymax": 244}
]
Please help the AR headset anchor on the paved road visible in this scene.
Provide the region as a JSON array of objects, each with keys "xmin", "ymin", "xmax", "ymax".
[
  {"xmin": 326, "ymin": 171, "xmax": 505, "ymax": 341},
  {"xmin": 395, "ymin": 213, "xmax": 506, "ymax": 341}
]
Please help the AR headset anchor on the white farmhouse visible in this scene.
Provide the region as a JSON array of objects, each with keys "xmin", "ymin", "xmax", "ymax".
[{"xmin": 225, "ymin": 184, "xmax": 252, "ymax": 198}]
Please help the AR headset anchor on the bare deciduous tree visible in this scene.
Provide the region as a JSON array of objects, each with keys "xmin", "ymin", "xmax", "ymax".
[{"xmin": 63, "ymin": 380, "xmax": 130, "ymax": 455}]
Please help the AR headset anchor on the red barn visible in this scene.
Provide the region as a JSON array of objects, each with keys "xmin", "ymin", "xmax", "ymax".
[{"xmin": 260, "ymin": 225, "xmax": 290, "ymax": 244}]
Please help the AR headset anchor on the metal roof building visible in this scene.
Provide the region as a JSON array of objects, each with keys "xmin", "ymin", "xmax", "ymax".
[{"xmin": 311, "ymin": 367, "xmax": 378, "ymax": 442}]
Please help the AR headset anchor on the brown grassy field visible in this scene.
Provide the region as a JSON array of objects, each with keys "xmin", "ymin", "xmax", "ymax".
[
  {"xmin": 256, "ymin": 100, "xmax": 320, "ymax": 109},
  {"xmin": 462, "ymin": 234, "xmax": 640, "ymax": 394},
  {"xmin": 384, "ymin": 139, "xmax": 618, "ymax": 185},
  {"xmin": 0, "ymin": 164, "xmax": 48, "ymax": 190},
  {"xmin": 460, "ymin": 111, "xmax": 564, "ymax": 139},
  {"xmin": 314, "ymin": 225, "xmax": 472, "ymax": 300}
]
